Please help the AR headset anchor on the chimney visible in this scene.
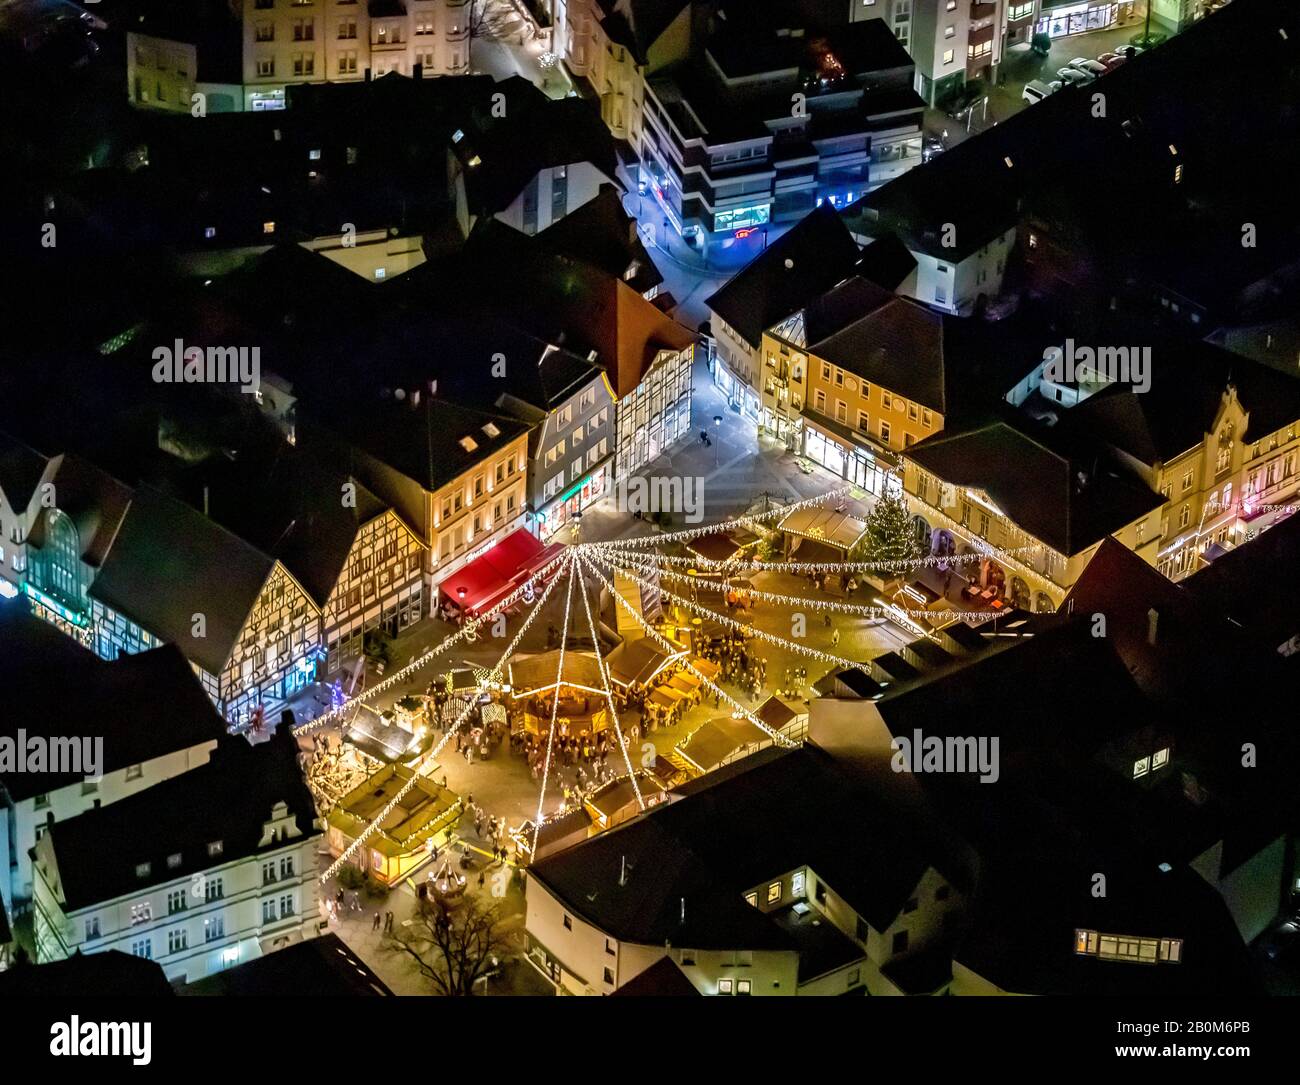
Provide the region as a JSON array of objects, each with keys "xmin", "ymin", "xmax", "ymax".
[{"xmin": 1147, "ymin": 607, "xmax": 1159, "ymax": 647}]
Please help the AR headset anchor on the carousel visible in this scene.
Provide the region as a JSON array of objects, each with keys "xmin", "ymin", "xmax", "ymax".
[{"xmin": 506, "ymin": 649, "xmax": 611, "ymax": 737}]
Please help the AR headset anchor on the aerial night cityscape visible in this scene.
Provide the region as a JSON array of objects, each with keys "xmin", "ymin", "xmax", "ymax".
[{"xmin": 0, "ymin": 0, "xmax": 1293, "ymax": 1064}]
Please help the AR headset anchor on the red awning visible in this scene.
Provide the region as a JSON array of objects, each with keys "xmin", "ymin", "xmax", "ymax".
[{"xmin": 437, "ymin": 529, "xmax": 566, "ymax": 616}]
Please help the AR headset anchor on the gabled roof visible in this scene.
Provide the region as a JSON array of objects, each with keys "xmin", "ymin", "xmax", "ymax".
[
  {"xmin": 43, "ymin": 725, "xmax": 317, "ymax": 912},
  {"xmin": 594, "ymin": 0, "xmax": 692, "ymax": 64},
  {"xmin": 26, "ymin": 453, "xmax": 134, "ymax": 569},
  {"xmin": 0, "ymin": 430, "xmax": 50, "ymax": 512},
  {"xmin": 181, "ymin": 933, "xmax": 393, "ymax": 996},
  {"xmin": 706, "ymin": 205, "xmax": 860, "ymax": 349},
  {"xmin": 87, "ymin": 486, "xmax": 277, "ymax": 674},
  {"xmin": 904, "ymin": 419, "xmax": 1164, "ymax": 555},
  {"xmin": 531, "ymin": 745, "xmax": 943, "ymax": 944},
  {"xmin": 612, "ymin": 955, "xmax": 701, "ymax": 996},
  {"xmin": 0, "ymin": 607, "xmax": 225, "ymax": 802},
  {"xmin": 537, "ymin": 185, "xmax": 664, "ymax": 295}
]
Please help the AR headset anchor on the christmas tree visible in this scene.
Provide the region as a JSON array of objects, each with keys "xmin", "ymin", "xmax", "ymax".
[{"xmin": 859, "ymin": 487, "xmax": 921, "ymax": 566}]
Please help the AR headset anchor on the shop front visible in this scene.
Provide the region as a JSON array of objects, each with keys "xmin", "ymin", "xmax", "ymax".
[
  {"xmin": 713, "ymin": 361, "xmax": 761, "ymax": 421},
  {"xmin": 1036, "ymin": 0, "xmax": 1136, "ymax": 36},
  {"xmin": 536, "ymin": 462, "xmax": 610, "ymax": 539},
  {"xmin": 801, "ymin": 417, "xmax": 895, "ymax": 497}
]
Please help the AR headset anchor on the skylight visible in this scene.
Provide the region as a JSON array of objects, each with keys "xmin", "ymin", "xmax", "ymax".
[
  {"xmin": 482, "ymin": 422, "xmax": 500, "ymax": 438},
  {"xmin": 459, "ymin": 436, "xmax": 478, "ymax": 452}
]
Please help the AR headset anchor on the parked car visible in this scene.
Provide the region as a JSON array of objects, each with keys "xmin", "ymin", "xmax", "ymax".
[
  {"xmin": 1070, "ymin": 58, "xmax": 1109, "ymax": 76},
  {"xmin": 1096, "ymin": 51, "xmax": 1127, "ymax": 70},
  {"xmin": 1056, "ymin": 67, "xmax": 1094, "ymax": 86},
  {"xmin": 1022, "ymin": 79, "xmax": 1055, "ymax": 104},
  {"xmin": 1049, "ymin": 80, "xmax": 1065, "ymax": 93}
]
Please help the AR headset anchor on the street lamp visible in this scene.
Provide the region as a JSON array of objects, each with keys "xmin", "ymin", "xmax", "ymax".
[{"xmin": 714, "ymin": 415, "xmax": 722, "ymax": 468}]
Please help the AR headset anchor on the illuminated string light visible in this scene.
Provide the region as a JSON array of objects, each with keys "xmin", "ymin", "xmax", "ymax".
[
  {"xmin": 533, "ymin": 557, "xmax": 577, "ymax": 858},
  {"xmin": 321, "ymin": 554, "xmax": 570, "ymax": 883},
  {"xmin": 580, "ymin": 552, "xmax": 795, "ymax": 748},
  {"xmin": 574, "ymin": 559, "xmax": 644, "ymax": 812},
  {"xmin": 604, "ymin": 557, "xmax": 871, "ymax": 672},
  {"xmin": 296, "ymin": 549, "xmax": 570, "ymax": 735},
  {"xmin": 588, "ymin": 486, "xmax": 856, "ymax": 550},
  {"xmin": 610, "ymin": 556, "xmax": 1003, "ymax": 621},
  {"xmin": 598, "ymin": 543, "xmax": 1044, "ymax": 575}
]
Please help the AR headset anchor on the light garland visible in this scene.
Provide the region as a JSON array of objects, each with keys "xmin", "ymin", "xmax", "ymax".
[
  {"xmin": 598, "ymin": 543, "xmax": 1044, "ymax": 575},
  {"xmin": 612, "ymin": 557, "xmax": 1003, "ymax": 621},
  {"xmin": 533, "ymin": 558, "xmax": 577, "ymax": 858},
  {"xmin": 586, "ymin": 486, "xmax": 857, "ymax": 550},
  {"xmin": 604, "ymin": 557, "xmax": 872, "ymax": 672},
  {"xmin": 574, "ymin": 560, "xmax": 644, "ymax": 812},
  {"xmin": 320, "ymin": 553, "xmax": 571, "ymax": 883},
  {"xmin": 296, "ymin": 549, "xmax": 570, "ymax": 735},
  {"xmin": 580, "ymin": 553, "xmax": 795, "ymax": 749}
]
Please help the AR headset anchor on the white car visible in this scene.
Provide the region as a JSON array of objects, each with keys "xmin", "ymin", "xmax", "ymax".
[
  {"xmin": 1022, "ymin": 79, "xmax": 1055, "ymax": 104},
  {"xmin": 1056, "ymin": 67, "xmax": 1094, "ymax": 85},
  {"xmin": 1070, "ymin": 58, "xmax": 1109, "ymax": 77}
]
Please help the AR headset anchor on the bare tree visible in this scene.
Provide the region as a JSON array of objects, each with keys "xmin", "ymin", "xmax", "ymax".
[{"xmin": 384, "ymin": 895, "xmax": 513, "ymax": 996}]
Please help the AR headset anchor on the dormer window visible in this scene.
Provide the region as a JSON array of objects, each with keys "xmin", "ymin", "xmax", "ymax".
[
  {"xmin": 167, "ymin": 853, "xmax": 182, "ymax": 869},
  {"xmin": 482, "ymin": 422, "xmax": 500, "ymax": 438},
  {"xmin": 459, "ymin": 436, "xmax": 478, "ymax": 452},
  {"xmin": 207, "ymin": 840, "xmax": 224, "ymax": 858},
  {"xmin": 135, "ymin": 862, "xmax": 152, "ymax": 878}
]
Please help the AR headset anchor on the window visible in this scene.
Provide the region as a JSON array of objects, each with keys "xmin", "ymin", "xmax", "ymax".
[
  {"xmin": 744, "ymin": 892, "xmax": 758, "ymax": 907},
  {"xmin": 1179, "ymin": 504, "xmax": 1190, "ymax": 529},
  {"xmin": 736, "ymin": 979, "xmax": 752, "ymax": 995},
  {"xmin": 880, "ymin": 420, "xmax": 891, "ymax": 443},
  {"xmin": 338, "ymin": 17, "xmax": 356, "ymax": 38},
  {"xmin": 256, "ymin": 57, "xmax": 274, "ymax": 77},
  {"xmin": 280, "ymin": 855, "xmax": 295, "ymax": 878},
  {"xmin": 338, "ymin": 51, "xmax": 357, "ymax": 74},
  {"xmin": 293, "ymin": 18, "xmax": 314, "ymax": 40},
  {"xmin": 204, "ymin": 916, "xmax": 225, "ymax": 942},
  {"xmin": 563, "ymin": 914, "xmax": 573, "ymax": 930},
  {"xmin": 207, "ymin": 841, "xmax": 223, "ymax": 858},
  {"xmin": 205, "ymin": 876, "xmax": 224, "ymax": 902},
  {"xmin": 255, "ymin": 22, "xmax": 274, "ymax": 41},
  {"xmin": 168, "ymin": 929, "xmax": 187, "ymax": 954},
  {"xmin": 280, "ymin": 894, "xmax": 294, "ymax": 918},
  {"xmin": 943, "ymin": 48, "xmax": 954, "ymax": 64},
  {"xmin": 1182, "ymin": 470, "xmax": 1193, "ymax": 491},
  {"xmin": 167, "ymin": 889, "xmax": 187, "ymax": 914},
  {"xmin": 132, "ymin": 939, "xmax": 152, "ymax": 960},
  {"xmin": 85, "ymin": 917, "xmax": 101, "ymax": 940},
  {"xmin": 1133, "ymin": 756, "xmax": 1151, "ymax": 779},
  {"xmin": 263, "ymin": 899, "xmax": 276, "ymax": 923},
  {"xmin": 130, "ymin": 902, "xmax": 152, "ymax": 926},
  {"xmin": 135, "ymin": 862, "xmax": 151, "ymax": 879},
  {"xmin": 603, "ymin": 967, "xmax": 614, "ymax": 984},
  {"xmin": 882, "ymin": 391, "xmax": 893, "ymax": 410},
  {"xmin": 718, "ymin": 978, "xmax": 733, "ymax": 994},
  {"xmin": 1152, "ymin": 747, "xmax": 1170, "ymax": 769},
  {"xmin": 791, "ymin": 871, "xmax": 806, "ymax": 898},
  {"xmin": 292, "ymin": 53, "xmax": 315, "ymax": 76},
  {"xmin": 945, "ymin": 25, "xmax": 955, "ymax": 37},
  {"xmin": 766, "ymin": 881, "xmax": 781, "ymax": 904}
]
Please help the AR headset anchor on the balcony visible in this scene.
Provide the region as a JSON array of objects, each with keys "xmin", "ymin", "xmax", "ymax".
[{"xmin": 971, "ymin": 1, "xmax": 998, "ymax": 23}]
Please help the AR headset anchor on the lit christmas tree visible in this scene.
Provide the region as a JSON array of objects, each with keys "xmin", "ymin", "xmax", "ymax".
[{"xmin": 859, "ymin": 488, "xmax": 921, "ymax": 565}]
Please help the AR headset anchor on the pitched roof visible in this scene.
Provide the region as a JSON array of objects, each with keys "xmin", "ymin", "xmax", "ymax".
[
  {"xmin": 536, "ymin": 185, "xmax": 664, "ymax": 295},
  {"xmin": 87, "ymin": 486, "xmax": 277, "ymax": 674},
  {"xmin": 0, "ymin": 951, "xmax": 174, "ymax": 997},
  {"xmin": 594, "ymin": 0, "xmax": 691, "ymax": 63},
  {"xmin": 180, "ymin": 933, "xmax": 393, "ymax": 996},
  {"xmin": 705, "ymin": 205, "xmax": 861, "ymax": 348},
  {"xmin": 611, "ymin": 954, "xmax": 701, "ymax": 996},
  {"xmin": 43, "ymin": 725, "xmax": 317, "ymax": 912},
  {"xmin": 531, "ymin": 745, "xmax": 943, "ymax": 943},
  {"xmin": 904, "ymin": 419, "xmax": 1164, "ymax": 555},
  {"xmin": 0, "ymin": 607, "xmax": 225, "ymax": 802}
]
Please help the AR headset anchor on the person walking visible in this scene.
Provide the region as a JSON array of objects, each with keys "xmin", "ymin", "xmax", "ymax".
[
  {"xmin": 384, "ymin": 911, "xmax": 394, "ymax": 934},
  {"xmin": 831, "ymin": 628, "xmax": 840, "ymax": 649},
  {"xmin": 372, "ymin": 912, "xmax": 381, "ymax": 932}
]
